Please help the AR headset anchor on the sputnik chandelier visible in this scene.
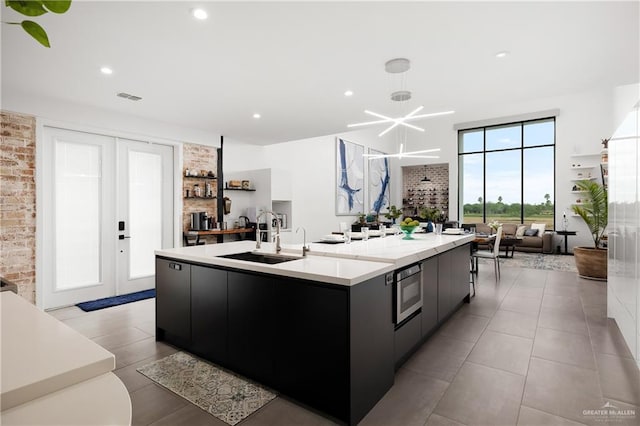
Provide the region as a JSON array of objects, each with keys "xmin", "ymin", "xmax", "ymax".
[{"xmin": 347, "ymin": 58, "xmax": 454, "ymax": 160}]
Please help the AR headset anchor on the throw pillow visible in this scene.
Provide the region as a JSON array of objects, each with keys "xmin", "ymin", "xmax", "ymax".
[
  {"xmin": 515, "ymin": 225, "xmax": 527, "ymax": 237},
  {"xmin": 531, "ymin": 223, "xmax": 546, "ymax": 236},
  {"xmin": 524, "ymin": 228, "xmax": 539, "ymax": 237}
]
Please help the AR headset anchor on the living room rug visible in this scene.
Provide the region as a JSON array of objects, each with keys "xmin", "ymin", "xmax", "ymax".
[
  {"xmin": 137, "ymin": 352, "xmax": 276, "ymax": 425},
  {"xmin": 479, "ymin": 252, "xmax": 577, "ymax": 272}
]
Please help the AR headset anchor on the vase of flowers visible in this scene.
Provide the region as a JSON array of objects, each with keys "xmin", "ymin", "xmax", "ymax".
[{"xmin": 488, "ymin": 220, "xmax": 501, "ymax": 233}]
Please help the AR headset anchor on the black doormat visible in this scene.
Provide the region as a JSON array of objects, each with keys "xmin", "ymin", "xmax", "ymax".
[{"xmin": 76, "ymin": 289, "xmax": 155, "ymax": 312}]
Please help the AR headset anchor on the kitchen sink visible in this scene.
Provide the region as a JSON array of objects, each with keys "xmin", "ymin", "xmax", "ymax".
[{"xmin": 217, "ymin": 251, "xmax": 301, "ymax": 264}]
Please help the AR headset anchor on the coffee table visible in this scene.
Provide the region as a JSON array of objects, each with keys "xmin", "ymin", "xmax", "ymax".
[{"xmin": 500, "ymin": 236, "xmax": 523, "ymax": 258}]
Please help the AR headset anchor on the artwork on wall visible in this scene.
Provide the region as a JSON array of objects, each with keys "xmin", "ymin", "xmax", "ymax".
[
  {"xmin": 336, "ymin": 138, "xmax": 364, "ymax": 215},
  {"xmin": 368, "ymin": 148, "xmax": 391, "ymax": 215}
]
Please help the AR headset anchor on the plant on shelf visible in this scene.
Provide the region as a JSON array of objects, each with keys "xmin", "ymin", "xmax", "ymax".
[{"xmin": 571, "ymin": 179, "xmax": 608, "ymax": 280}]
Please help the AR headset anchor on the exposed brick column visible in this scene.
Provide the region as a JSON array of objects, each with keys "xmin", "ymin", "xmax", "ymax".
[
  {"xmin": 1, "ymin": 111, "xmax": 36, "ymax": 303},
  {"xmin": 182, "ymin": 143, "xmax": 218, "ymax": 243}
]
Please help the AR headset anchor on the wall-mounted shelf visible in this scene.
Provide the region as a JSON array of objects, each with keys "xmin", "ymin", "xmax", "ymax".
[
  {"xmin": 184, "ymin": 175, "xmax": 216, "ymax": 180},
  {"xmin": 570, "ymin": 153, "xmax": 600, "ymax": 158},
  {"xmin": 570, "ymin": 177, "xmax": 598, "ymax": 181},
  {"xmin": 184, "ymin": 196, "xmax": 217, "ymax": 200},
  {"xmin": 224, "ymin": 188, "xmax": 256, "ymax": 192}
]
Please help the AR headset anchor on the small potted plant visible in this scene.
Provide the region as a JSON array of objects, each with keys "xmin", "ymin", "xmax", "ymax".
[
  {"xmin": 419, "ymin": 207, "xmax": 440, "ymax": 232},
  {"xmin": 384, "ymin": 205, "xmax": 402, "ymax": 224},
  {"xmin": 571, "ymin": 179, "xmax": 607, "ymax": 280}
]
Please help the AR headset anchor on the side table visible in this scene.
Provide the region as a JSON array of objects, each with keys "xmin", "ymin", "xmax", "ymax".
[{"xmin": 556, "ymin": 230, "xmax": 577, "ymax": 255}]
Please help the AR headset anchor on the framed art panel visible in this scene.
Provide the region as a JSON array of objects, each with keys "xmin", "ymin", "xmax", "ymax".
[
  {"xmin": 368, "ymin": 148, "xmax": 390, "ymax": 215},
  {"xmin": 336, "ymin": 138, "xmax": 364, "ymax": 215}
]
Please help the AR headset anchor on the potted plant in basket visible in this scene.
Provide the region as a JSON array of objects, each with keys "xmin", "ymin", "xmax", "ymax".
[{"xmin": 571, "ymin": 179, "xmax": 608, "ymax": 280}]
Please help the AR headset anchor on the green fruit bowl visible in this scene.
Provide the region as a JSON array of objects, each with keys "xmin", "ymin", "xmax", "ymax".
[{"xmin": 399, "ymin": 225, "xmax": 418, "ymax": 240}]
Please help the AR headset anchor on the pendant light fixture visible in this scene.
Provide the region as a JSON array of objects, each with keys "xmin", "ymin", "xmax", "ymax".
[
  {"xmin": 348, "ymin": 58, "xmax": 454, "ymax": 160},
  {"xmin": 421, "ymin": 165, "xmax": 431, "ymax": 182}
]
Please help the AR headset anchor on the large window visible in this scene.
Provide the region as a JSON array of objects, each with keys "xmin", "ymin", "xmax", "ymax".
[{"xmin": 458, "ymin": 117, "xmax": 555, "ymax": 228}]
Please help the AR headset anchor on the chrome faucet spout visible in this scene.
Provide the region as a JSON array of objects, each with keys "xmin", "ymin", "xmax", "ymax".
[
  {"xmin": 256, "ymin": 210, "xmax": 281, "ymax": 253},
  {"xmin": 296, "ymin": 226, "xmax": 309, "ymax": 257}
]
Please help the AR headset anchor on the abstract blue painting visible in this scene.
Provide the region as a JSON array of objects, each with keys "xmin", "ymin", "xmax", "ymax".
[
  {"xmin": 336, "ymin": 138, "xmax": 364, "ymax": 215},
  {"xmin": 368, "ymin": 148, "xmax": 390, "ymax": 215}
]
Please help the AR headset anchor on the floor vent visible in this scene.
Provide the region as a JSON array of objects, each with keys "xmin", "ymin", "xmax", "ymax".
[{"xmin": 117, "ymin": 92, "xmax": 142, "ymax": 101}]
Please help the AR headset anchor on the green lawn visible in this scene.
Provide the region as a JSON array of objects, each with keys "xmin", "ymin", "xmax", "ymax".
[{"xmin": 462, "ymin": 214, "xmax": 555, "ymax": 228}]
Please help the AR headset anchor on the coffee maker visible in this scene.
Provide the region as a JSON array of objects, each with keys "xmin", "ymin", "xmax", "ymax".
[{"xmin": 190, "ymin": 212, "xmax": 210, "ymax": 230}]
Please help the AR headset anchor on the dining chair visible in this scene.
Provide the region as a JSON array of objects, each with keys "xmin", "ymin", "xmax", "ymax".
[{"xmin": 472, "ymin": 226, "xmax": 502, "ymax": 281}]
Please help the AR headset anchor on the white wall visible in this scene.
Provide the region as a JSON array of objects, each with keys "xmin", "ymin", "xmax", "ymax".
[{"xmin": 3, "ymin": 90, "xmax": 220, "ymax": 146}]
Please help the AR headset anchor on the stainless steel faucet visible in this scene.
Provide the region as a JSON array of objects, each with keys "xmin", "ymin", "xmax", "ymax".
[
  {"xmin": 256, "ymin": 210, "xmax": 281, "ymax": 253},
  {"xmin": 296, "ymin": 227, "xmax": 309, "ymax": 257}
]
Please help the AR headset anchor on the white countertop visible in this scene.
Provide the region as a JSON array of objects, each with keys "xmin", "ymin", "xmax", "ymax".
[
  {"xmin": 155, "ymin": 233, "xmax": 474, "ymax": 286},
  {"xmin": 0, "ymin": 292, "xmax": 117, "ymax": 411}
]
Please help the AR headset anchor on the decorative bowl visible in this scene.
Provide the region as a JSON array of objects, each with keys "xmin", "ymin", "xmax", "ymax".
[{"xmin": 399, "ymin": 225, "xmax": 418, "ymax": 240}]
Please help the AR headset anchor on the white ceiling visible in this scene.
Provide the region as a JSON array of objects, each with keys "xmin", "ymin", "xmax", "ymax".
[{"xmin": 2, "ymin": 1, "xmax": 638, "ymax": 145}]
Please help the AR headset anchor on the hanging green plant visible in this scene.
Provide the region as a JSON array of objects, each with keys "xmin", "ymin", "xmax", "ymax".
[{"xmin": 3, "ymin": 0, "xmax": 72, "ymax": 47}]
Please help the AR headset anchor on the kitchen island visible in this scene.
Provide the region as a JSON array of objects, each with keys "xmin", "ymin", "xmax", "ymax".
[{"xmin": 155, "ymin": 233, "xmax": 473, "ymax": 425}]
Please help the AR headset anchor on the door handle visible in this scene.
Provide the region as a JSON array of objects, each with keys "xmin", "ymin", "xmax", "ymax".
[{"xmin": 118, "ymin": 235, "xmax": 132, "ymax": 240}]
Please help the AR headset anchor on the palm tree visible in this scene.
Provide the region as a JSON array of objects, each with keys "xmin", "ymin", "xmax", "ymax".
[
  {"xmin": 544, "ymin": 193, "xmax": 551, "ymax": 206},
  {"xmin": 571, "ymin": 180, "xmax": 607, "ymax": 247}
]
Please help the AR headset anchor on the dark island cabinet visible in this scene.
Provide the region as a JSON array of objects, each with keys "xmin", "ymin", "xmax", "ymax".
[
  {"xmin": 227, "ymin": 271, "xmax": 277, "ymax": 385},
  {"xmin": 275, "ymin": 279, "xmax": 350, "ymax": 421},
  {"xmin": 156, "ymin": 258, "xmax": 191, "ymax": 344},
  {"xmin": 437, "ymin": 250, "xmax": 453, "ymax": 322},
  {"xmin": 421, "ymin": 256, "xmax": 439, "ymax": 337},
  {"xmin": 452, "ymin": 245, "xmax": 471, "ymax": 303},
  {"xmin": 191, "ymin": 265, "xmax": 227, "ymax": 364}
]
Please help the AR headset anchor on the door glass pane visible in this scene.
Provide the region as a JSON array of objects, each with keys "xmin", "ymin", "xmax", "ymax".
[
  {"xmin": 55, "ymin": 141, "xmax": 101, "ymax": 289},
  {"xmin": 129, "ymin": 151, "xmax": 162, "ymax": 279},
  {"xmin": 460, "ymin": 153, "xmax": 484, "ymax": 224},
  {"xmin": 524, "ymin": 146, "xmax": 554, "ymax": 227},
  {"xmin": 486, "ymin": 124, "xmax": 521, "ymax": 151},
  {"xmin": 524, "ymin": 118, "xmax": 554, "ymax": 147},
  {"xmin": 459, "ymin": 129, "xmax": 483, "ymax": 153},
  {"xmin": 485, "ymin": 150, "xmax": 521, "ymax": 224}
]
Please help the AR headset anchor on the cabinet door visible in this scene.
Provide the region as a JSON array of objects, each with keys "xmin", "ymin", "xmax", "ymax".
[
  {"xmin": 421, "ymin": 256, "xmax": 439, "ymax": 336},
  {"xmin": 437, "ymin": 250, "xmax": 453, "ymax": 322},
  {"xmin": 275, "ymin": 279, "xmax": 349, "ymax": 420},
  {"xmin": 227, "ymin": 271, "xmax": 276, "ymax": 384},
  {"xmin": 191, "ymin": 266, "xmax": 227, "ymax": 364},
  {"xmin": 452, "ymin": 245, "xmax": 471, "ymax": 303},
  {"xmin": 156, "ymin": 258, "xmax": 191, "ymax": 342}
]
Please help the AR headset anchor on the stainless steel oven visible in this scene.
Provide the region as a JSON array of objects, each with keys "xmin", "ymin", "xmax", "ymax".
[{"xmin": 395, "ymin": 263, "xmax": 423, "ymax": 324}]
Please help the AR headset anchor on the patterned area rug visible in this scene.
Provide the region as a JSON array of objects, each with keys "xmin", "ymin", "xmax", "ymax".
[
  {"xmin": 478, "ymin": 252, "xmax": 577, "ymax": 272},
  {"xmin": 137, "ymin": 352, "xmax": 276, "ymax": 425}
]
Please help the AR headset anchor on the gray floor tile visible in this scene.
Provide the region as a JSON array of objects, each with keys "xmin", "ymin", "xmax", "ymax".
[
  {"xmin": 487, "ymin": 309, "xmax": 538, "ymax": 339},
  {"xmin": 508, "ymin": 285, "xmax": 545, "ymax": 300},
  {"xmin": 111, "ymin": 336, "xmax": 178, "ymax": 369},
  {"xmin": 46, "ymin": 305, "xmax": 86, "ymax": 321},
  {"xmin": 360, "ymin": 368, "xmax": 449, "ymax": 426},
  {"xmin": 588, "ymin": 320, "xmax": 635, "ymax": 359},
  {"xmin": 538, "ymin": 307, "xmax": 589, "ymax": 336},
  {"xmin": 533, "ymin": 327, "xmax": 596, "ymax": 370},
  {"xmin": 240, "ymin": 398, "xmax": 337, "ymax": 426},
  {"xmin": 458, "ymin": 295, "xmax": 500, "ymax": 318},
  {"xmin": 468, "ymin": 330, "xmax": 533, "ymax": 376},
  {"xmin": 149, "ymin": 404, "xmax": 227, "ymax": 426},
  {"xmin": 545, "ymin": 270, "xmax": 580, "ymax": 285},
  {"xmin": 544, "ymin": 279, "xmax": 582, "ymax": 297},
  {"xmin": 437, "ymin": 312, "xmax": 490, "ymax": 343},
  {"xmin": 402, "ymin": 334, "xmax": 475, "ymax": 382},
  {"xmin": 541, "ymin": 293, "xmax": 584, "ymax": 315},
  {"xmin": 596, "ymin": 353, "xmax": 640, "ymax": 406},
  {"xmin": 522, "ymin": 357, "xmax": 603, "ymax": 425},
  {"xmin": 434, "ymin": 362, "xmax": 525, "ymax": 426},
  {"xmin": 92, "ymin": 326, "xmax": 153, "ymax": 351},
  {"xmin": 500, "ymin": 294, "xmax": 542, "ymax": 316},
  {"xmin": 425, "ymin": 413, "xmax": 466, "ymax": 426},
  {"xmin": 130, "ymin": 384, "xmax": 189, "ymax": 426},
  {"xmin": 517, "ymin": 405, "xmax": 587, "ymax": 425}
]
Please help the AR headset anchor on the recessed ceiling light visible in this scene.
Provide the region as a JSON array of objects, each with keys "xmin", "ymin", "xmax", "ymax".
[
  {"xmin": 253, "ymin": 113, "xmax": 261, "ymax": 119},
  {"xmin": 495, "ymin": 51, "xmax": 509, "ymax": 58},
  {"xmin": 344, "ymin": 90, "xmax": 354, "ymax": 97},
  {"xmin": 191, "ymin": 8, "xmax": 208, "ymax": 20},
  {"xmin": 100, "ymin": 67, "xmax": 113, "ymax": 75}
]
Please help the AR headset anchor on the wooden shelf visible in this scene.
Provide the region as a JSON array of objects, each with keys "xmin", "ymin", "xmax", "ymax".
[
  {"xmin": 184, "ymin": 196, "xmax": 216, "ymax": 200},
  {"xmin": 184, "ymin": 175, "xmax": 216, "ymax": 180},
  {"xmin": 224, "ymin": 188, "xmax": 256, "ymax": 192}
]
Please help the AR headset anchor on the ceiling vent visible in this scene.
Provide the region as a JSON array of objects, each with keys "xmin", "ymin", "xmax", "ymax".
[{"xmin": 117, "ymin": 92, "xmax": 142, "ymax": 101}]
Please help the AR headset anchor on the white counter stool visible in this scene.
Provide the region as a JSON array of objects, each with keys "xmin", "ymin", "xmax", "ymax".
[{"xmin": 472, "ymin": 226, "xmax": 503, "ymax": 281}]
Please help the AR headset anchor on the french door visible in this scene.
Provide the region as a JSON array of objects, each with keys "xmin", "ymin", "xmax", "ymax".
[{"xmin": 41, "ymin": 127, "xmax": 174, "ymax": 309}]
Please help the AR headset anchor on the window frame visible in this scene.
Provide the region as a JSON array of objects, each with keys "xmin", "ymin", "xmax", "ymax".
[{"xmin": 458, "ymin": 117, "xmax": 556, "ymax": 228}]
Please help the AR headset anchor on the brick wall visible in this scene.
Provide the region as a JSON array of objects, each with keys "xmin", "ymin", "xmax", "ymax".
[
  {"xmin": 1, "ymin": 111, "xmax": 36, "ymax": 303},
  {"xmin": 402, "ymin": 164, "xmax": 450, "ymax": 219},
  {"xmin": 182, "ymin": 143, "xmax": 218, "ymax": 239}
]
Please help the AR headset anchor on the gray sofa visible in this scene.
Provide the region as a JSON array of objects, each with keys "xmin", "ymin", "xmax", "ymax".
[{"xmin": 474, "ymin": 223, "xmax": 553, "ymax": 254}]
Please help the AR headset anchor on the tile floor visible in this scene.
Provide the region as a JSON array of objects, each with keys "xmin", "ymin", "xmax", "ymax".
[{"xmin": 49, "ymin": 262, "xmax": 640, "ymax": 426}]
